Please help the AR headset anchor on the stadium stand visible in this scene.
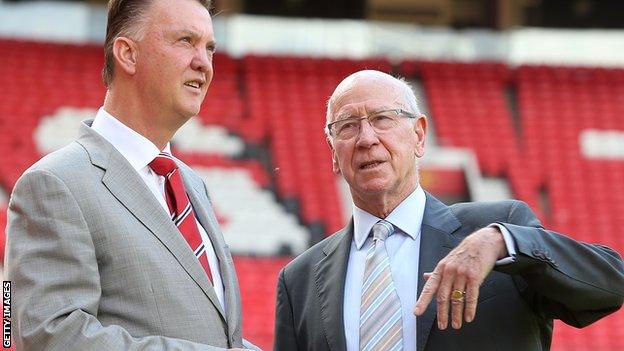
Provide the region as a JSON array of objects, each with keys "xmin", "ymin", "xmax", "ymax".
[
  {"xmin": 243, "ymin": 55, "xmax": 393, "ymax": 237},
  {"xmin": 516, "ymin": 66, "xmax": 624, "ymax": 240},
  {"xmin": 1, "ymin": 38, "xmax": 622, "ymax": 350},
  {"xmin": 411, "ymin": 61, "xmax": 518, "ymax": 177},
  {"xmin": 401, "ymin": 61, "xmax": 624, "ymax": 351}
]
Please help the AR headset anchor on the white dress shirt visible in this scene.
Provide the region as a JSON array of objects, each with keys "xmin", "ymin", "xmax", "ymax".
[
  {"xmin": 91, "ymin": 107, "xmax": 225, "ymax": 310},
  {"xmin": 344, "ymin": 186, "xmax": 426, "ymax": 351}
]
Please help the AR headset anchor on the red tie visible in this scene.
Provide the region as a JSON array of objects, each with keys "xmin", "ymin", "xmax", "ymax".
[{"xmin": 149, "ymin": 152, "xmax": 213, "ymax": 284}]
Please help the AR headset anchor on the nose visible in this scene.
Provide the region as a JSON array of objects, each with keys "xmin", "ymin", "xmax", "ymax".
[
  {"xmin": 355, "ymin": 119, "xmax": 379, "ymax": 148},
  {"xmin": 191, "ymin": 47, "xmax": 213, "ymax": 75}
]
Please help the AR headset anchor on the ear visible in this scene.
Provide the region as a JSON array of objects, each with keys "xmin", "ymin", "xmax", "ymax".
[
  {"xmin": 112, "ymin": 36, "xmax": 139, "ymax": 77},
  {"xmin": 326, "ymin": 137, "xmax": 341, "ymax": 175},
  {"xmin": 413, "ymin": 114, "xmax": 427, "ymax": 158}
]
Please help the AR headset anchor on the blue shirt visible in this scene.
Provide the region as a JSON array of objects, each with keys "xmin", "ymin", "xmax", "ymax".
[
  {"xmin": 342, "ymin": 187, "xmax": 517, "ymax": 351},
  {"xmin": 343, "ymin": 186, "xmax": 426, "ymax": 351}
]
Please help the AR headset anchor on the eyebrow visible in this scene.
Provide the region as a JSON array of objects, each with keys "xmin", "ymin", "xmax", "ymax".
[
  {"xmin": 335, "ymin": 106, "xmax": 394, "ymax": 121},
  {"xmin": 172, "ymin": 29, "xmax": 200, "ymax": 42},
  {"xmin": 172, "ymin": 29, "xmax": 217, "ymax": 50},
  {"xmin": 335, "ymin": 112, "xmax": 357, "ymax": 121}
]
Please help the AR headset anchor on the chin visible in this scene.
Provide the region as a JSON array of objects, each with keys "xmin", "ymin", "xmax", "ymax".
[
  {"xmin": 357, "ymin": 179, "xmax": 391, "ymax": 194},
  {"xmin": 179, "ymin": 105, "xmax": 201, "ymax": 119}
]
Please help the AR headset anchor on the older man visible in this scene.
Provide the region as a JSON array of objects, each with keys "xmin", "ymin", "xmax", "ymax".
[
  {"xmin": 6, "ymin": 0, "xmax": 256, "ymax": 350},
  {"xmin": 273, "ymin": 70, "xmax": 624, "ymax": 351}
]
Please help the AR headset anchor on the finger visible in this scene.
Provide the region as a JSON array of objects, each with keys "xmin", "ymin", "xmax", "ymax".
[
  {"xmin": 423, "ymin": 272, "xmax": 432, "ymax": 281},
  {"xmin": 435, "ymin": 265, "xmax": 456, "ymax": 330},
  {"xmin": 450, "ymin": 277, "xmax": 467, "ymax": 329},
  {"xmin": 464, "ymin": 279, "xmax": 480, "ymax": 323},
  {"xmin": 414, "ymin": 271, "xmax": 439, "ymax": 316}
]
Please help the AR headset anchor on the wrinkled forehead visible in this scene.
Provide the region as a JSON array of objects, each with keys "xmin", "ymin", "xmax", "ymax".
[
  {"xmin": 146, "ymin": 0, "xmax": 213, "ymax": 32},
  {"xmin": 329, "ymin": 78, "xmax": 409, "ymax": 121}
]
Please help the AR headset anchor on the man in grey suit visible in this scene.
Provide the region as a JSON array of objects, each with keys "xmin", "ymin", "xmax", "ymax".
[
  {"xmin": 273, "ymin": 70, "xmax": 624, "ymax": 350},
  {"xmin": 5, "ymin": 0, "xmax": 257, "ymax": 350}
]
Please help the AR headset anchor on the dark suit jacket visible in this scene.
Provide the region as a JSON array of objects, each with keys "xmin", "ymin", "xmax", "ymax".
[{"xmin": 274, "ymin": 193, "xmax": 624, "ymax": 351}]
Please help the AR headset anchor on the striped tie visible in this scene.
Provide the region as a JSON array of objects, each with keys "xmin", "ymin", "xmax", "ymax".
[
  {"xmin": 360, "ymin": 220, "xmax": 403, "ymax": 351},
  {"xmin": 149, "ymin": 152, "xmax": 214, "ymax": 284}
]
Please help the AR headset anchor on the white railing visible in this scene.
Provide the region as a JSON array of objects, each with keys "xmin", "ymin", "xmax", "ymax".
[{"xmin": 1, "ymin": 2, "xmax": 624, "ymax": 67}]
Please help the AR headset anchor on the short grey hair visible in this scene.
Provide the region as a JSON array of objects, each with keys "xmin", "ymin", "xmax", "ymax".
[{"xmin": 324, "ymin": 70, "xmax": 421, "ymax": 138}]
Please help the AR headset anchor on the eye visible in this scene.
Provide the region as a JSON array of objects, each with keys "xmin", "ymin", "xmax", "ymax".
[
  {"xmin": 370, "ymin": 113, "xmax": 395, "ymax": 129},
  {"xmin": 180, "ymin": 36, "xmax": 192, "ymax": 44},
  {"xmin": 336, "ymin": 119, "xmax": 358, "ymax": 134},
  {"xmin": 370, "ymin": 114, "xmax": 390, "ymax": 121},
  {"xmin": 206, "ymin": 44, "xmax": 216, "ymax": 57}
]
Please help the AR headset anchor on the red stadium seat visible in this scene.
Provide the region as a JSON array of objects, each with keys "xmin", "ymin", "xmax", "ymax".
[{"xmin": 0, "ymin": 39, "xmax": 622, "ymax": 350}]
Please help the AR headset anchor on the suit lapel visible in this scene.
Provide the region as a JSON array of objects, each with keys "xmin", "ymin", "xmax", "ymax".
[
  {"xmin": 416, "ymin": 193, "xmax": 461, "ymax": 351},
  {"xmin": 76, "ymin": 121, "xmax": 226, "ymax": 322},
  {"xmin": 311, "ymin": 193, "xmax": 461, "ymax": 351},
  {"xmin": 181, "ymin": 168, "xmax": 238, "ymax": 333},
  {"xmin": 313, "ymin": 223, "xmax": 353, "ymax": 351}
]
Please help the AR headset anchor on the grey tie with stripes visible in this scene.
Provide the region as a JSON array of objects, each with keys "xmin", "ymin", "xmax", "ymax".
[{"xmin": 360, "ymin": 220, "xmax": 404, "ymax": 351}]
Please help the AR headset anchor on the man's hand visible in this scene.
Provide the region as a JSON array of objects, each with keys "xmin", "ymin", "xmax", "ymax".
[{"xmin": 413, "ymin": 227, "xmax": 507, "ymax": 330}]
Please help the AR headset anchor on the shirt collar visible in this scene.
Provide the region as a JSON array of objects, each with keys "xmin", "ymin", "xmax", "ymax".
[
  {"xmin": 91, "ymin": 107, "xmax": 172, "ymax": 171},
  {"xmin": 352, "ymin": 186, "xmax": 426, "ymax": 250}
]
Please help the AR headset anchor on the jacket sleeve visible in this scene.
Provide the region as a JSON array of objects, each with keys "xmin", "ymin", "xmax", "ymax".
[
  {"xmin": 274, "ymin": 268, "xmax": 299, "ymax": 351},
  {"xmin": 495, "ymin": 201, "xmax": 624, "ymax": 327},
  {"xmin": 5, "ymin": 169, "xmax": 228, "ymax": 351}
]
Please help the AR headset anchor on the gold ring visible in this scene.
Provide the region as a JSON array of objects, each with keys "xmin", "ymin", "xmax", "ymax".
[{"xmin": 451, "ymin": 289, "xmax": 466, "ymax": 301}]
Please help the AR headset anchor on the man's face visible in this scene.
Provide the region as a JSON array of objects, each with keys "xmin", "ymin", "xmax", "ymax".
[
  {"xmin": 134, "ymin": 0, "xmax": 215, "ymax": 124},
  {"xmin": 328, "ymin": 79, "xmax": 426, "ymax": 207}
]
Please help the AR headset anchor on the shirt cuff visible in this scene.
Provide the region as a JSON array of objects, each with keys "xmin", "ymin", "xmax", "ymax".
[{"xmin": 488, "ymin": 223, "xmax": 517, "ymax": 265}]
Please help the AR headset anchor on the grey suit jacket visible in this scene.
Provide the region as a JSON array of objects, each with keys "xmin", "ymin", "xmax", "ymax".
[
  {"xmin": 5, "ymin": 121, "xmax": 247, "ymax": 350},
  {"xmin": 274, "ymin": 193, "xmax": 624, "ymax": 351}
]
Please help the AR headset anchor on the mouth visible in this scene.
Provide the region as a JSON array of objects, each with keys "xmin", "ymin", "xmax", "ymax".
[
  {"xmin": 184, "ymin": 79, "xmax": 205, "ymax": 90},
  {"xmin": 359, "ymin": 160, "xmax": 385, "ymax": 170}
]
